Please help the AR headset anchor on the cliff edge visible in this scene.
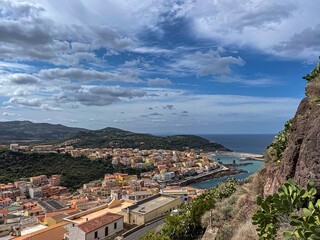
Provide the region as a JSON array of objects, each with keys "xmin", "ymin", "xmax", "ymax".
[{"xmin": 264, "ymin": 68, "xmax": 320, "ymax": 195}]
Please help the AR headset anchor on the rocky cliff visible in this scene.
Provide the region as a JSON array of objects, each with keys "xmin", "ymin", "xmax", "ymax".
[{"xmin": 263, "ymin": 75, "xmax": 320, "ymax": 195}]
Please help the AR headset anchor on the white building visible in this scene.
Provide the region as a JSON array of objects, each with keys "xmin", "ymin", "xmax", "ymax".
[
  {"xmin": 29, "ymin": 187, "xmax": 42, "ymax": 199},
  {"xmin": 15, "ymin": 181, "xmax": 32, "ymax": 197},
  {"xmin": 9, "ymin": 143, "xmax": 19, "ymax": 151},
  {"xmin": 68, "ymin": 213, "xmax": 124, "ymax": 240}
]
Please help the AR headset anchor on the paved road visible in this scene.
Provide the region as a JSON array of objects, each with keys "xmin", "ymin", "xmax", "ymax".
[{"xmin": 123, "ymin": 219, "xmax": 165, "ymax": 240}]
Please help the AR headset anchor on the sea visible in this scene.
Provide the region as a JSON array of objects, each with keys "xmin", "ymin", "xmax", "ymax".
[{"xmin": 190, "ymin": 134, "xmax": 275, "ymax": 189}]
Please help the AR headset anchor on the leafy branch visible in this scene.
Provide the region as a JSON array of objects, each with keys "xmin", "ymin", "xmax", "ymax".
[{"xmin": 252, "ymin": 179, "xmax": 320, "ymax": 240}]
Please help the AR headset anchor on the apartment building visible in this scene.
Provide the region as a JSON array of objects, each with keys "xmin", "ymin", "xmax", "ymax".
[{"xmin": 0, "ymin": 197, "xmax": 13, "ymax": 209}]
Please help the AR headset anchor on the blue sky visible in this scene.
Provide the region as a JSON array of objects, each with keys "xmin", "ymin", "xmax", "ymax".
[{"xmin": 0, "ymin": 0, "xmax": 319, "ymax": 134}]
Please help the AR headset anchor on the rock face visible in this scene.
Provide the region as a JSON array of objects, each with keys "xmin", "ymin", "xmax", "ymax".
[{"xmin": 264, "ymin": 82, "xmax": 320, "ymax": 195}]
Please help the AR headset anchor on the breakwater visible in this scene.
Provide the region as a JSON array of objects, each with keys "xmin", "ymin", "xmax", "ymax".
[{"xmin": 178, "ymin": 168, "xmax": 246, "ymax": 187}]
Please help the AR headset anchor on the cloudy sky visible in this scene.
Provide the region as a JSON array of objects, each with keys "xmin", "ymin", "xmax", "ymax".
[{"xmin": 0, "ymin": 0, "xmax": 319, "ymax": 134}]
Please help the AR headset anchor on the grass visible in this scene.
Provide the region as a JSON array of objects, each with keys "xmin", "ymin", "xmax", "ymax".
[
  {"xmin": 232, "ymin": 220, "xmax": 258, "ymax": 240},
  {"xmin": 201, "ymin": 171, "xmax": 266, "ymax": 240}
]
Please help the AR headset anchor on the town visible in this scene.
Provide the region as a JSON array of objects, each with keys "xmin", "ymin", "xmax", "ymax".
[{"xmin": 0, "ymin": 143, "xmax": 233, "ymax": 240}]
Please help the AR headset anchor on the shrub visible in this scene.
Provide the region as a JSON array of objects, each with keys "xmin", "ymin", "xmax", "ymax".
[
  {"xmin": 267, "ymin": 119, "xmax": 293, "ymax": 163},
  {"xmin": 252, "ymin": 179, "xmax": 320, "ymax": 240},
  {"xmin": 232, "ymin": 220, "xmax": 258, "ymax": 240}
]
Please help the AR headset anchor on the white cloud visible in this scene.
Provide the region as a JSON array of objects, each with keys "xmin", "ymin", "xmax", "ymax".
[
  {"xmin": 148, "ymin": 78, "xmax": 172, "ymax": 86},
  {"xmin": 39, "ymin": 68, "xmax": 142, "ymax": 83},
  {"xmin": 74, "ymin": 86, "xmax": 146, "ymax": 106},
  {"xmin": 177, "ymin": 0, "xmax": 320, "ymax": 60},
  {"xmin": 170, "ymin": 50, "xmax": 245, "ymax": 76},
  {"xmin": 0, "ymin": 61, "xmax": 34, "ymax": 72},
  {"xmin": 5, "ymin": 97, "xmax": 42, "ymax": 107},
  {"xmin": 0, "ymin": 0, "xmax": 310, "ymax": 134},
  {"xmin": 2, "ymin": 112, "xmax": 15, "ymax": 116},
  {"xmin": 9, "ymin": 73, "xmax": 39, "ymax": 85},
  {"xmin": 1, "ymin": 0, "xmax": 317, "ymax": 62},
  {"xmin": 273, "ymin": 24, "xmax": 320, "ymax": 60},
  {"xmin": 2, "ymin": 86, "xmax": 299, "ymax": 133},
  {"xmin": 40, "ymin": 104, "xmax": 62, "ymax": 111},
  {"xmin": 214, "ymin": 76, "xmax": 280, "ymax": 86}
]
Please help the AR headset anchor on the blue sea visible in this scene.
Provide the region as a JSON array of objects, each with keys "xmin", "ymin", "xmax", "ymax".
[
  {"xmin": 200, "ymin": 134, "xmax": 275, "ymax": 154},
  {"xmin": 190, "ymin": 134, "xmax": 275, "ymax": 189}
]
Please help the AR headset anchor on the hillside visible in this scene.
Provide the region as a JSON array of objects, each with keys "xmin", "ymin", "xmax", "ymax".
[
  {"xmin": 0, "ymin": 149, "xmax": 143, "ymax": 190},
  {"xmin": 0, "ymin": 121, "xmax": 84, "ymax": 142},
  {"xmin": 0, "ymin": 121, "xmax": 230, "ymax": 151},
  {"xmin": 263, "ymin": 65, "xmax": 320, "ymax": 195},
  {"xmin": 67, "ymin": 127, "xmax": 230, "ymax": 151}
]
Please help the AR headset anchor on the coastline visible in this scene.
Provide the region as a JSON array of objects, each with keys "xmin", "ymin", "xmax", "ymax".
[
  {"xmin": 175, "ymin": 151, "xmax": 265, "ymax": 189},
  {"xmin": 178, "ymin": 168, "xmax": 246, "ymax": 187},
  {"xmin": 217, "ymin": 151, "xmax": 265, "ymax": 161}
]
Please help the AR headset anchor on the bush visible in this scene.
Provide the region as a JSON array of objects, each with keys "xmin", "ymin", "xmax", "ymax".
[
  {"xmin": 266, "ymin": 119, "xmax": 292, "ymax": 163},
  {"xmin": 252, "ymin": 179, "xmax": 320, "ymax": 240}
]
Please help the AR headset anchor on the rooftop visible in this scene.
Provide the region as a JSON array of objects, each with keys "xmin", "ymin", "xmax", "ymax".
[
  {"xmin": 77, "ymin": 213, "xmax": 123, "ymax": 233},
  {"xmin": 14, "ymin": 222, "xmax": 69, "ymax": 240},
  {"xmin": 129, "ymin": 195, "xmax": 179, "ymax": 214},
  {"xmin": 66, "ymin": 200, "xmax": 133, "ymax": 224},
  {"xmin": 128, "ymin": 191, "xmax": 153, "ymax": 196}
]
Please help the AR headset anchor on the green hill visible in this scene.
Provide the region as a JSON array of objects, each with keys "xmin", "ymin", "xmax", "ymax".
[
  {"xmin": 0, "ymin": 121, "xmax": 230, "ymax": 152},
  {"xmin": 67, "ymin": 127, "xmax": 230, "ymax": 151},
  {"xmin": 0, "ymin": 149, "xmax": 142, "ymax": 190},
  {"xmin": 0, "ymin": 121, "xmax": 84, "ymax": 142}
]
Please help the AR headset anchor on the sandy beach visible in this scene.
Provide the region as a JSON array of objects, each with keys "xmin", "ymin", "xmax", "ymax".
[{"xmin": 217, "ymin": 151, "xmax": 265, "ymax": 161}]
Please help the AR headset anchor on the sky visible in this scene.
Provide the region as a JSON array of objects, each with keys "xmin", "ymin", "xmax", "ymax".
[{"xmin": 0, "ymin": 0, "xmax": 319, "ymax": 134}]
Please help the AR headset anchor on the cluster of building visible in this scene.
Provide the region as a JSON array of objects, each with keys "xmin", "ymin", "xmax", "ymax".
[
  {"xmin": 0, "ymin": 144, "xmax": 226, "ymax": 239},
  {"xmin": 0, "ymin": 169, "xmax": 206, "ymax": 239},
  {"xmin": 65, "ymin": 147, "xmax": 219, "ymax": 175},
  {"xmin": 9, "ymin": 144, "xmax": 222, "ymax": 185},
  {"xmin": 75, "ymin": 172, "xmax": 203, "ymax": 205},
  {"xmin": 1, "ymin": 175, "xmax": 65, "ymax": 202},
  {"xmin": 9, "ymin": 144, "xmax": 54, "ymax": 153},
  {"xmin": 0, "ymin": 174, "xmax": 73, "ymax": 239},
  {"xmin": 0, "ymin": 190, "xmax": 193, "ymax": 239}
]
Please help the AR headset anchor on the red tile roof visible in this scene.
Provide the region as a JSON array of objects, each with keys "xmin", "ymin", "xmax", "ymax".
[
  {"xmin": 14, "ymin": 222, "xmax": 69, "ymax": 240},
  {"xmin": 0, "ymin": 209, "xmax": 9, "ymax": 215},
  {"xmin": 77, "ymin": 213, "xmax": 123, "ymax": 233}
]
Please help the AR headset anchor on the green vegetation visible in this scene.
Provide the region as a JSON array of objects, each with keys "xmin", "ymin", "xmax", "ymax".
[
  {"xmin": 139, "ymin": 178, "xmax": 239, "ymax": 240},
  {"xmin": 252, "ymin": 179, "xmax": 320, "ymax": 240},
  {"xmin": 303, "ymin": 63, "xmax": 320, "ymax": 83},
  {"xmin": 303, "ymin": 62, "xmax": 320, "ymax": 98},
  {"xmin": 139, "ymin": 231, "xmax": 169, "ymax": 240},
  {"xmin": 71, "ymin": 128, "xmax": 230, "ymax": 151},
  {"xmin": 0, "ymin": 121, "xmax": 83, "ymax": 143},
  {"xmin": 266, "ymin": 119, "xmax": 293, "ymax": 163},
  {"xmin": 0, "ymin": 149, "xmax": 147, "ymax": 190},
  {"xmin": 0, "ymin": 121, "xmax": 230, "ymax": 152},
  {"xmin": 203, "ymin": 172, "xmax": 265, "ymax": 239}
]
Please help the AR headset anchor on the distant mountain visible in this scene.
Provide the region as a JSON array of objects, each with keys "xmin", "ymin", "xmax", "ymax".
[
  {"xmin": 64, "ymin": 127, "xmax": 231, "ymax": 151},
  {"xmin": 0, "ymin": 121, "xmax": 84, "ymax": 142},
  {"xmin": 0, "ymin": 121, "xmax": 230, "ymax": 151}
]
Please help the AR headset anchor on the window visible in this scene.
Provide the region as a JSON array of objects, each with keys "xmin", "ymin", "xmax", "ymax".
[
  {"xmin": 105, "ymin": 226, "xmax": 108, "ymax": 236},
  {"xmin": 114, "ymin": 222, "xmax": 117, "ymax": 229},
  {"xmin": 94, "ymin": 231, "xmax": 98, "ymax": 239}
]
